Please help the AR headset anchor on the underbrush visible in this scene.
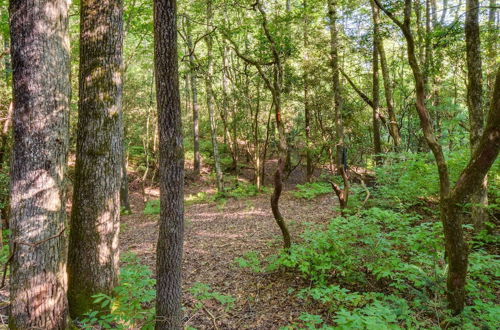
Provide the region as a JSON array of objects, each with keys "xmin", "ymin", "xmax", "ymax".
[{"xmin": 236, "ymin": 152, "xmax": 499, "ymax": 329}]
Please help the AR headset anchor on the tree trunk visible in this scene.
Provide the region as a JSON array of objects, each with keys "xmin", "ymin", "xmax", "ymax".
[
  {"xmin": 0, "ymin": 102, "xmax": 13, "ymax": 169},
  {"xmin": 120, "ymin": 142, "xmax": 132, "ymax": 213},
  {"xmin": 328, "ymin": 0, "xmax": 344, "ymax": 173},
  {"xmin": 465, "ymin": 0, "xmax": 488, "ymax": 230},
  {"xmin": 371, "ymin": 0, "xmax": 383, "ymax": 166},
  {"xmin": 9, "ymin": 0, "xmax": 71, "ymax": 327},
  {"xmin": 303, "ymin": 0, "xmax": 313, "ymax": 182},
  {"xmin": 377, "ymin": 33, "xmax": 401, "ymax": 148},
  {"xmin": 205, "ymin": 0, "xmax": 224, "ymax": 193},
  {"xmin": 68, "ymin": 0, "xmax": 124, "ymax": 318},
  {"xmin": 186, "ymin": 17, "xmax": 200, "ymax": 177},
  {"xmin": 154, "ymin": 0, "xmax": 185, "ymax": 328}
]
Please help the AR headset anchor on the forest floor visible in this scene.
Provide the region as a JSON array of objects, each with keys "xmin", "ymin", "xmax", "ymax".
[{"xmin": 121, "ymin": 161, "xmax": 340, "ymax": 329}]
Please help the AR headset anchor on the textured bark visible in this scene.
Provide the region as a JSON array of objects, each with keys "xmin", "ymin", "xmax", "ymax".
[
  {"xmin": 68, "ymin": 0, "xmax": 124, "ymax": 318},
  {"xmin": 186, "ymin": 17, "xmax": 200, "ymax": 177},
  {"xmin": 154, "ymin": 0, "xmax": 185, "ymax": 328},
  {"xmin": 205, "ymin": 0, "xmax": 224, "ymax": 193},
  {"xmin": 330, "ymin": 167, "xmax": 349, "ymax": 216},
  {"xmin": 328, "ymin": 0, "xmax": 344, "ymax": 172},
  {"xmin": 9, "ymin": 0, "xmax": 71, "ymax": 328},
  {"xmin": 465, "ymin": 0, "xmax": 488, "ymax": 229},
  {"xmin": 371, "ymin": 0, "xmax": 383, "ymax": 166}
]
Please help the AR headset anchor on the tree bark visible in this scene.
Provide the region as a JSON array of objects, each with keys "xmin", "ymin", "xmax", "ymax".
[
  {"xmin": 9, "ymin": 0, "xmax": 71, "ymax": 327},
  {"xmin": 68, "ymin": 0, "xmax": 124, "ymax": 318},
  {"xmin": 303, "ymin": 0, "xmax": 313, "ymax": 182},
  {"xmin": 154, "ymin": 0, "xmax": 185, "ymax": 328},
  {"xmin": 465, "ymin": 0, "xmax": 488, "ymax": 229}
]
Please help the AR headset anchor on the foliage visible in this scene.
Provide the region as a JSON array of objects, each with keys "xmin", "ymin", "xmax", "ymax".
[
  {"xmin": 293, "ymin": 182, "xmax": 332, "ymax": 200},
  {"xmin": 143, "ymin": 199, "xmax": 160, "ymax": 215},
  {"xmin": 79, "ymin": 253, "xmax": 156, "ymax": 329},
  {"xmin": 234, "ymin": 251, "xmax": 263, "ymax": 273},
  {"xmin": 189, "ymin": 282, "xmax": 236, "ymax": 311}
]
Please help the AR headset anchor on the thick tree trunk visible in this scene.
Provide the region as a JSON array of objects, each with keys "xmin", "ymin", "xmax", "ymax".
[
  {"xmin": 186, "ymin": 18, "xmax": 200, "ymax": 177},
  {"xmin": 9, "ymin": 0, "xmax": 71, "ymax": 327},
  {"xmin": 328, "ymin": 0, "xmax": 344, "ymax": 172},
  {"xmin": 68, "ymin": 0, "xmax": 124, "ymax": 318},
  {"xmin": 205, "ymin": 0, "xmax": 224, "ymax": 193},
  {"xmin": 154, "ymin": 0, "xmax": 185, "ymax": 328},
  {"xmin": 465, "ymin": 0, "xmax": 488, "ymax": 229}
]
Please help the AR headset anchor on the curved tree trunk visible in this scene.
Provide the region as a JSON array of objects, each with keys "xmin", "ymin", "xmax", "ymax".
[
  {"xmin": 9, "ymin": 0, "xmax": 71, "ymax": 327},
  {"xmin": 154, "ymin": 0, "xmax": 185, "ymax": 328},
  {"xmin": 68, "ymin": 0, "xmax": 124, "ymax": 317}
]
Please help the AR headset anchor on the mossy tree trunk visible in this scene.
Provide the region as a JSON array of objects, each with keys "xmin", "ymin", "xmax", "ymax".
[
  {"xmin": 67, "ymin": 0, "xmax": 124, "ymax": 318},
  {"xmin": 9, "ymin": 0, "xmax": 71, "ymax": 327}
]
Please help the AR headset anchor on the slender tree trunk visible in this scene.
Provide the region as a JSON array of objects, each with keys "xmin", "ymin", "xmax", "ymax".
[
  {"xmin": 303, "ymin": 0, "xmax": 313, "ymax": 181},
  {"xmin": 328, "ymin": 0, "xmax": 344, "ymax": 172},
  {"xmin": 153, "ymin": 0, "xmax": 184, "ymax": 328},
  {"xmin": 371, "ymin": 0, "xmax": 383, "ymax": 165},
  {"xmin": 465, "ymin": 0, "xmax": 488, "ymax": 230},
  {"xmin": 205, "ymin": 0, "xmax": 224, "ymax": 193},
  {"xmin": 0, "ymin": 102, "xmax": 13, "ymax": 169},
  {"xmin": 378, "ymin": 41, "xmax": 401, "ymax": 148},
  {"xmin": 68, "ymin": 0, "xmax": 124, "ymax": 318},
  {"xmin": 9, "ymin": 0, "xmax": 71, "ymax": 327},
  {"xmin": 120, "ymin": 142, "xmax": 132, "ymax": 213},
  {"xmin": 186, "ymin": 18, "xmax": 200, "ymax": 177}
]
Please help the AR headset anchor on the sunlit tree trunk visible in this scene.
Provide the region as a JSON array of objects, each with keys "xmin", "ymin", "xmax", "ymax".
[
  {"xmin": 9, "ymin": 0, "xmax": 71, "ymax": 327},
  {"xmin": 68, "ymin": 0, "xmax": 124, "ymax": 318},
  {"xmin": 154, "ymin": 0, "xmax": 185, "ymax": 328}
]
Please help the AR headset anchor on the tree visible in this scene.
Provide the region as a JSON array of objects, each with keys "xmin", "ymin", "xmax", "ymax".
[
  {"xmin": 465, "ymin": 0, "xmax": 488, "ymax": 229},
  {"xmin": 205, "ymin": 0, "xmax": 224, "ymax": 193},
  {"xmin": 328, "ymin": 0, "xmax": 344, "ymax": 173},
  {"xmin": 67, "ymin": 0, "xmax": 124, "ymax": 317},
  {"xmin": 9, "ymin": 0, "xmax": 71, "ymax": 327},
  {"xmin": 371, "ymin": 0, "xmax": 383, "ymax": 165},
  {"xmin": 154, "ymin": 0, "xmax": 185, "ymax": 328},
  {"xmin": 375, "ymin": 0, "xmax": 500, "ymax": 314}
]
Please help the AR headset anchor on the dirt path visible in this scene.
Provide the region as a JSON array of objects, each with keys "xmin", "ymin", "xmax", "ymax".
[{"xmin": 121, "ymin": 178, "xmax": 340, "ymax": 329}]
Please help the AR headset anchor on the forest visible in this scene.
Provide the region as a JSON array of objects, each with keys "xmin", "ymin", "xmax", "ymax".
[{"xmin": 0, "ymin": 0, "xmax": 498, "ymax": 329}]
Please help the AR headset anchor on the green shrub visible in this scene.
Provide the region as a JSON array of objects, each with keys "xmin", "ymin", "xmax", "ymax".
[
  {"xmin": 189, "ymin": 282, "xmax": 236, "ymax": 311},
  {"xmin": 79, "ymin": 253, "xmax": 156, "ymax": 329},
  {"xmin": 293, "ymin": 182, "xmax": 332, "ymax": 200},
  {"xmin": 143, "ymin": 199, "xmax": 160, "ymax": 215}
]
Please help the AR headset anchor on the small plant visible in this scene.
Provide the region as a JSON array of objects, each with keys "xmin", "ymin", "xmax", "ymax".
[
  {"xmin": 143, "ymin": 199, "xmax": 160, "ymax": 215},
  {"xmin": 79, "ymin": 253, "xmax": 156, "ymax": 329},
  {"xmin": 189, "ymin": 282, "xmax": 236, "ymax": 311},
  {"xmin": 234, "ymin": 251, "xmax": 263, "ymax": 273}
]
